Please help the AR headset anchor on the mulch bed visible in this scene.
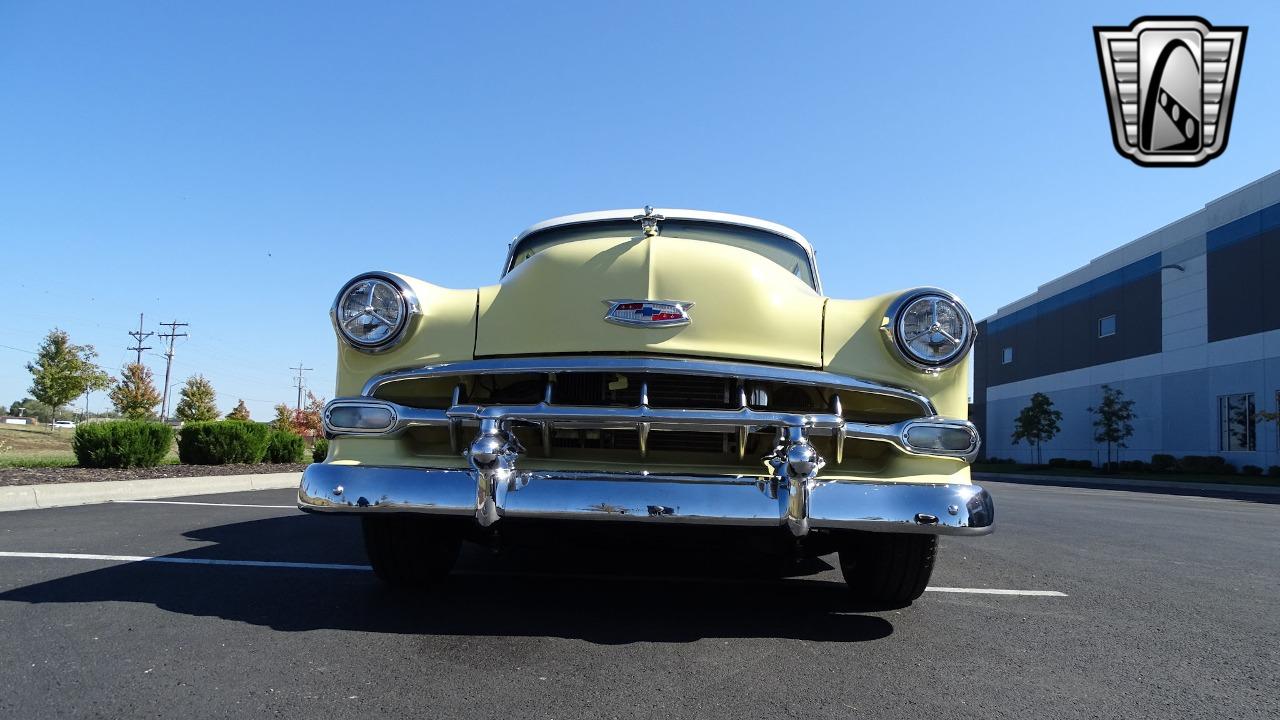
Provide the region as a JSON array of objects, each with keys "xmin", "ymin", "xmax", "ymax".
[{"xmin": 0, "ymin": 463, "xmax": 309, "ymax": 487}]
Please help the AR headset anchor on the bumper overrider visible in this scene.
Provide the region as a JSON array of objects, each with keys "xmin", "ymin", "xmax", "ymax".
[{"xmin": 300, "ymin": 385, "xmax": 994, "ymax": 538}]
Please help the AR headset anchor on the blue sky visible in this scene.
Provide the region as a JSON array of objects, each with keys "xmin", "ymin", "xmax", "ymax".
[{"xmin": 1, "ymin": 1, "xmax": 1277, "ymax": 417}]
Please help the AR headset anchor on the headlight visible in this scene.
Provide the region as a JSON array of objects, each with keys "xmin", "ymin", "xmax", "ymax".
[
  {"xmin": 331, "ymin": 273, "xmax": 419, "ymax": 352},
  {"xmin": 881, "ymin": 288, "xmax": 975, "ymax": 372}
]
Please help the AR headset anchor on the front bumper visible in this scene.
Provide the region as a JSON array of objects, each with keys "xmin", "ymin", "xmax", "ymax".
[{"xmin": 298, "ymin": 463, "xmax": 995, "ymax": 536}]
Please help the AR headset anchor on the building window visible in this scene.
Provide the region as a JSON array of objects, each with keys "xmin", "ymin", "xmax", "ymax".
[
  {"xmin": 1219, "ymin": 393, "xmax": 1255, "ymax": 451},
  {"xmin": 1098, "ymin": 314, "xmax": 1117, "ymax": 338},
  {"xmin": 1001, "ymin": 347, "xmax": 1013, "ymax": 364}
]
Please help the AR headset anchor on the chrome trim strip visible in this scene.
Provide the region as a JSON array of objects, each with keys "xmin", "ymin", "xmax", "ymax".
[
  {"xmin": 504, "ymin": 208, "xmax": 823, "ymax": 294},
  {"xmin": 359, "ymin": 355, "xmax": 937, "ymax": 416},
  {"xmin": 448, "ymin": 404, "xmax": 845, "ymax": 430},
  {"xmin": 297, "ymin": 464, "xmax": 995, "ymax": 536}
]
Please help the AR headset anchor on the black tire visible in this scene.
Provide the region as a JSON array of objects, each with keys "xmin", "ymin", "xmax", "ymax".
[
  {"xmin": 837, "ymin": 532, "xmax": 937, "ymax": 607},
  {"xmin": 361, "ymin": 516, "xmax": 461, "ymax": 591}
]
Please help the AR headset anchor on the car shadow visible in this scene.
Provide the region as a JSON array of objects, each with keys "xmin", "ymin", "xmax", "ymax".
[
  {"xmin": 0, "ymin": 514, "xmax": 895, "ymax": 645},
  {"xmin": 980, "ymin": 475, "xmax": 1280, "ymax": 505}
]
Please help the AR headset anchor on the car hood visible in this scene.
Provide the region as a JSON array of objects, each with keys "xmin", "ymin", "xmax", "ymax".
[{"xmin": 474, "ymin": 235, "xmax": 826, "ymax": 367}]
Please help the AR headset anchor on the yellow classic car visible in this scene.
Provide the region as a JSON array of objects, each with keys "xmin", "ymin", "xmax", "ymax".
[{"xmin": 300, "ymin": 207, "xmax": 992, "ymax": 605}]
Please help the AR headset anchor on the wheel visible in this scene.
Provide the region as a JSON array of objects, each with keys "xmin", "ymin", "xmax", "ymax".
[
  {"xmin": 837, "ymin": 532, "xmax": 937, "ymax": 607},
  {"xmin": 361, "ymin": 516, "xmax": 461, "ymax": 590}
]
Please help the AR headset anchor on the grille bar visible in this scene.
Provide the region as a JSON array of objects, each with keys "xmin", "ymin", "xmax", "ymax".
[
  {"xmin": 323, "ymin": 397, "xmax": 980, "ymax": 462},
  {"xmin": 362, "ymin": 356, "xmax": 937, "ymax": 416}
]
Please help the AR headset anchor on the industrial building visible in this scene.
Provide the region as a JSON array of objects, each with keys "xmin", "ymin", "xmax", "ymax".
[{"xmin": 974, "ymin": 169, "xmax": 1280, "ymax": 468}]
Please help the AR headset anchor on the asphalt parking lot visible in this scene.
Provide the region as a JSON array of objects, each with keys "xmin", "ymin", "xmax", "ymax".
[{"xmin": 1, "ymin": 481, "xmax": 1276, "ymax": 720}]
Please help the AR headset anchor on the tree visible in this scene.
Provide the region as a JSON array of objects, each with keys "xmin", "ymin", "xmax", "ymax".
[
  {"xmin": 25, "ymin": 329, "xmax": 111, "ymax": 426},
  {"xmin": 174, "ymin": 375, "xmax": 219, "ymax": 423},
  {"xmin": 8, "ymin": 397, "xmax": 53, "ymax": 423},
  {"xmin": 273, "ymin": 392, "xmax": 325, "ymax": 439},
  {"xmin": 1010, "ymin": 392, "xmax": 1062, "ymax": 465},
  {"xmin": 110, "ymin": 363, "xmax": 163, "ymax": 420},
  {"xmin": 1088, "ymin": 384, "xmax": 1136, "ymax": 468},
  {"xmin": 227, "ymin": 399, "xmax": 251, "ymax": 421},
  {"xmin": 271, "ymin": 403, "xmax": 293, "ymax": 432},
  {"xmin": 296, "ymin": 391, "xmax": 325, "ymax": 439}
]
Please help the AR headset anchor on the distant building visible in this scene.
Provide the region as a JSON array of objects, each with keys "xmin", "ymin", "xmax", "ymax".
[{"xmin": 974, "ymin": 170, "xmax": 1280, "ymax": 467}]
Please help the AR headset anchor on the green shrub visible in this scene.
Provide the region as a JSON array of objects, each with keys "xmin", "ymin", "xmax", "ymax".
[
  {"xmin": 1118, "ymin": 460, "xmax": 1148, "ymax": 473},
  {"xmin": 1049, "ymin": 458, "xmax": 1092, "ymax": 470},
  {"xmin": 73, "ymin": 421, "xmax": 173, "ymax": 469},
  {"xmin": 1269, "ymin": 466, "xmax": 1280, "ymax": 478},
  {"xmin": 312, "ymin": 438, "xmax": 329, "ymax": 463},
  {"xmin": 1241, "ymin": 464, "xmax": 1263, "ymax": 476},
  {"xmin": 265, "ymin": 430, "xmax": 305, "ymax": 463},
  {"xmin": 178, "ymin": 421, "xmax": 271, "ymax": 465},
  {"xmin": 1178, "ymin": 455, "xmax": 1232, "ymax": 474},
  {"xmin": 1150, "ymin": 454, "xmax": 1177, "ymax": 471}
]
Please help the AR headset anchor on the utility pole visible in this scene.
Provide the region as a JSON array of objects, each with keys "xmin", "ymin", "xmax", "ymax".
[
  {"xmin": 127, "ymin": 313, "xmax": 154, "ymax": 366},
  {"xmin": 157, "ymin": 320, "xmax": 189, "ymax": 421},
  {"xmin": 290, "ymin": 362, "xmax": 314, "ymax": 409}
]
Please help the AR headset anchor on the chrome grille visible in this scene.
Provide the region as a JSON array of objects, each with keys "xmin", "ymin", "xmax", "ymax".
[{"xmin": 365, "ymin": 356, "xmax": 941, "ymax": 462}]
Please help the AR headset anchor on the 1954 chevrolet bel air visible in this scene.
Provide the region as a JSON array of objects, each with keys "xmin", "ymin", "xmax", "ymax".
[{"xmin": 300, "ymin": 207, "xmax": 993, "ymax": 605}]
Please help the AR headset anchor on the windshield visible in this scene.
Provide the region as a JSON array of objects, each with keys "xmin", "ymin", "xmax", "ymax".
[{"xmin": 506, "ymin": 219, "xmax": 818, "ymax": 289}]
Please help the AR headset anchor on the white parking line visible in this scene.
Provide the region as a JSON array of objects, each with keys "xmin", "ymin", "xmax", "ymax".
[
  {"xmin": 113, "ymin": 500, "xmax": 296, "ymax": 509},
  {"xmin": 925, "ymin": 586, "xmax": 1068, "ymax": 597},
  {"xmin": 0, "ymin": 551, "xmax": 1069, "ymax": 596},
  {"xmin": 0, "ymin": 551, "xmax": 368, "ymax": 571}
]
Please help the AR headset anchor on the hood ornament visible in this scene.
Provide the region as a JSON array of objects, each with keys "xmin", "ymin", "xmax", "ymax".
[
  {"xmin": 604, "ymin": 299, "xmax": 693, "ymax": 328},
  {"xmin": 631, "ymin": 205, "xmax": 665, "ymax": 237}
]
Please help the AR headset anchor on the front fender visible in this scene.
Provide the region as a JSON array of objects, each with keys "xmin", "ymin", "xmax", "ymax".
[{"xmin": 823, "ymin": 291, "xmax": 971, "ymax": 419}]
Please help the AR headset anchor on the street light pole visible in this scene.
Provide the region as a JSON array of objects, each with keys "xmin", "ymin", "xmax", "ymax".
[{"xmin": 167, "ymin": 383, "xmax": 181, "ymax": 422}]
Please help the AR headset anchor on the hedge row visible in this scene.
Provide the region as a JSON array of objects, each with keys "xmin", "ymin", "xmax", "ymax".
[
  {"xmin": 266, "ymin": 430, "xmax": 306, "ymax": 464},
  {"xmin": 73, "ymin": 421, "xmax": 173, "ymax": 468},
  {"xmin": 178, "ymin": 421, "xmax": 272, "ymax": 464},
  {"xmin": 178, "ymin": 422, "xmax": 311, "ymax": 465},
  {"xmin": 986, "ymin": 454, "xmax": 1280, "ymax": 477},
  {"xmin": 72, "ymin": 420, "xmax": 318, "ymax": 468}
]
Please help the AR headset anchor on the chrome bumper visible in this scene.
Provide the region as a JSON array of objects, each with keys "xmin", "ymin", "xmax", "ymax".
[{"xmin": 297, "ymin": 463, "xmax": 995, "ymax": 537}]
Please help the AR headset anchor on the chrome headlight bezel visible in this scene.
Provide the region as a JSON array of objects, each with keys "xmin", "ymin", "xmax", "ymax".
[
  {"xmin": 880, "ymin": 288, "xmax": 975, "ymax": 373},
  {"xmin": 330, "ymin": 272, "xmax": 421, "ymax": 353}
]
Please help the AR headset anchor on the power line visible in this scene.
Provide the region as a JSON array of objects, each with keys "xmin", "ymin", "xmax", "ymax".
[
  {"xmin": 0, "ymin": 343, "xmax": 36, "ymax": 355},
  {"xmin": 157, "ymin": 320, "xmax": 189, "ymax": 421},
  {"xmin": 126, "ymin": 313, "xmax": 154, "ymax": 366},
  {"xmin": 290, "ymin": 362, "xmax": 314, "ymax": 410}
]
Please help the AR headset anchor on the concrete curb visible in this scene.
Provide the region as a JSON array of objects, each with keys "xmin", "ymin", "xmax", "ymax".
[
  {"xmin": 0, "ymin": 472, "xmax": 302, "ymax": 512},
  {"xmin": 974, "ymin": 472, "xmax": 1280, "ymax": 497}
]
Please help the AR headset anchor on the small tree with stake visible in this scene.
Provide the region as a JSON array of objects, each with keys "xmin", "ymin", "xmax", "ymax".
[
  {"xmin": 1088, "ymin": 384, "xmax": 1136, "ymax": 470},
  {"xmin": 227, "ymin": 399, "xmax": 251, "ymax": 421},
  {"xmin": 110, "ymin": 363, "xmax": 163, "ymax": 420},
  {"xmin": 25, "ymin": 329, "xmax": 111, "ymax": 428},
  {"xmin": 175, "ymin": 375, "xmax": 220, "ymax": 423},
  {"xmin": 1010, "ymin": 392, "xmax": 1062, "ymax": 465}
]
